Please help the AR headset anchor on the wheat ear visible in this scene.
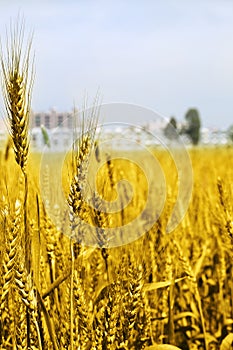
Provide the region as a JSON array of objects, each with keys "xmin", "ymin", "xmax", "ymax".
[
  {"xmin": 1, "ymin": 18, "xmax": 34, "ymax": 273},
  {"xmin": 0, "ymin": 18, "xmax": 34, "ymax": 173}
]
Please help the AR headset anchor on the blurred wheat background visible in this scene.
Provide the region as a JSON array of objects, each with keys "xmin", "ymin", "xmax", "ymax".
[{"xmin": 0, "ymin": 19, "xmax": 233, "ymax": 350}]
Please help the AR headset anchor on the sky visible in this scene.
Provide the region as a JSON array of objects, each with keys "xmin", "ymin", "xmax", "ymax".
[{"xmin": 0, "ymin": 0, "xmax": 233, "ymax": 128}]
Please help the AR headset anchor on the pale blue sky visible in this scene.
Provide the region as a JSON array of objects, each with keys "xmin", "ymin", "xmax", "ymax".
[{"xmin": 0, "ymin": 0, "xmax": 233, "ymax": 128}]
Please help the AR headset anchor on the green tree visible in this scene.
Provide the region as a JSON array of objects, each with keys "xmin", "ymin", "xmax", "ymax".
[
  {"xmin": 227, "ymin": 125, "xmax": 233, "ymax": 143},
  {"xmin": 184, "ymin": 108, "xmax": 201, "ymax": 145}
]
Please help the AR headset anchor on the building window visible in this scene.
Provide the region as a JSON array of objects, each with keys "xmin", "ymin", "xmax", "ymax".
[
  {"xmin": 35, "ymin": 115, "xmax": 41, "ymax": 127},
  {"xmin": 45, "ymin": 115, "xmax": 50, "ymax": 129},
  {"xmin": 58, "ymin": 115, "xmax": 63, "ymax": 126}
]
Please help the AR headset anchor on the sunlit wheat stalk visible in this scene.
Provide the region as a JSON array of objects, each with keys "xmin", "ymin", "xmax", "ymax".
[
  {"xmin": 0, "ymin": 18, "xmax": 34, "ymax": 173},
  {"xmin": 173, "ymin": 240, "xmax": 208, "ymax": 350},
  {"xmin": 68, "ymin": 99, "xmax": 99, "ymax": 350},
  {"xmin": 0, "ymin": 200, "xmax": 21, "ymax": 347},
  {"xmin": 0, "ymin": 18, "xmax": 34, "ymax": 272},
  {"xmin": 68, "ymin": 101, "xmax": 99, "ymax": 245}
]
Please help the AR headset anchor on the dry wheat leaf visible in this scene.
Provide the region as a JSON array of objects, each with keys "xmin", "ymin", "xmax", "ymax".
[{"xmin": 220, "ymin": 333, "xmax": 233, "ymax": 350}]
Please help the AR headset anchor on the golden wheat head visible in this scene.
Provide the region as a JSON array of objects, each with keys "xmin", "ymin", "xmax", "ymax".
[{"xmin": 0, "ymin": 18, "xmax": 34, "ymax": 173}]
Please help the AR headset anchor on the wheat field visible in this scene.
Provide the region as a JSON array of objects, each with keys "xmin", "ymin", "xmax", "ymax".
[
  {"xmin": 0, "ymin": 19, "xmax": 233, "ymax": 350},
  {"xmin": 1, "ymin": 138, "xmax": 233, "ymax": 350}
]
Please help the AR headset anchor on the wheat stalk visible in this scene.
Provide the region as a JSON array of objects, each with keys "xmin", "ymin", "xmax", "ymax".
[
  {"xmin": 0, "ymin": 18, "xmax": 34, "ymax": 173},
  {"xmin": 1, "ymin": 18, "xmax": 34, "ymax": 275},
  {"xmin": 0, "ymin": 200, "xmax": 21, "ymax": 347},
  {"xmin": 68, "ymin": 103, "xmax": 99, "ymax": 246}
]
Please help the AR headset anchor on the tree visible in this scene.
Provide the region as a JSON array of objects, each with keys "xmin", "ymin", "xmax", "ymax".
[
  {"xmin": 227, "ymin": 125, "xmax": 233, "ymax": 143},
  {"xmin": 164, "ymin": 116, "xmax": 178, "ymax": 140},
  {"xmin": 184, "ymin": 108, "xmax": 201, "ymax": 145}
]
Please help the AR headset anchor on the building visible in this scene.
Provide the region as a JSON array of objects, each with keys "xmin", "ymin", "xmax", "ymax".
[
  {"xmin": 30, "ymin": 127, "xmax": 73, "ymax": 152},
  {"xmin": 0, "ymin": 110, "xmax": 232, "ymax": 152},
  {"xmin": 30, "ymin": 109, "xmax": 73, "ymax": 129},
  {"xmin": 29, "ymin": 109, "xmax": 74, "ymax": 152},
  {"xmin": 200, "ymin": 128, "xmax": 228, "ymax": 145}
]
